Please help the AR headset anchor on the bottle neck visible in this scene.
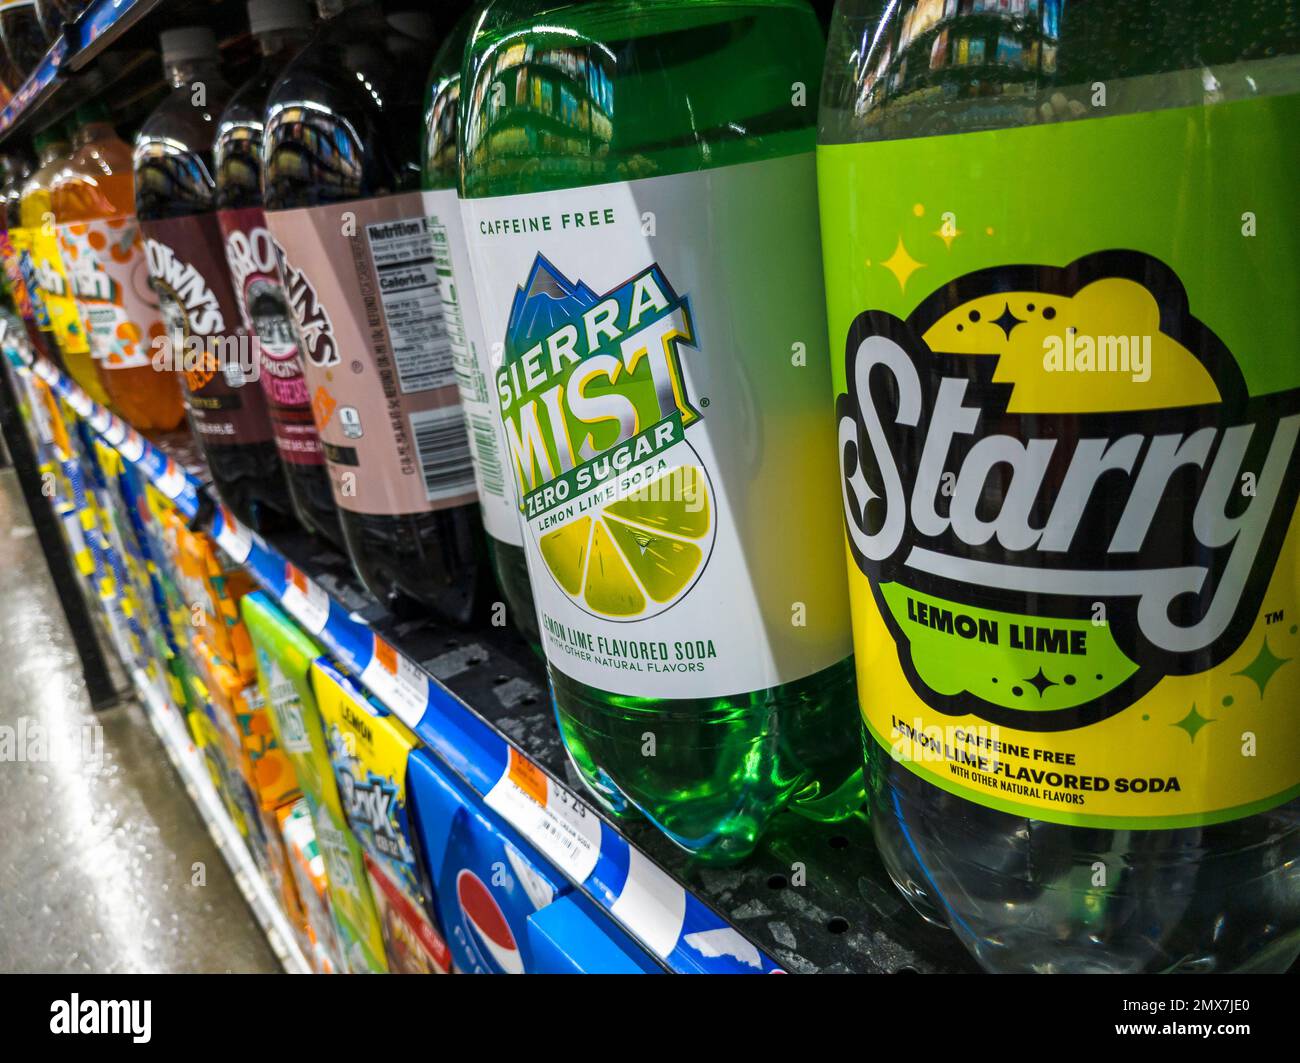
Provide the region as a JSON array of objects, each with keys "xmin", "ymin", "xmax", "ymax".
[
  {"xmin": 257, "ymin": 28, "xmax": 310, "ymax": 60},
  {"xmin": 165, "ymin": 56, "xmax": 222, "ymax": 89},
  {"xmin": 72, "ymin": 121, "xmax": 113, "ymax": 149}
]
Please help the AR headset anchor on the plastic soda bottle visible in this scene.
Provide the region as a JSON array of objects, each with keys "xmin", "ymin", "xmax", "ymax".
[{"xmin": 820, "ymin": 0, "xmax": 1300, "ymax": 972}]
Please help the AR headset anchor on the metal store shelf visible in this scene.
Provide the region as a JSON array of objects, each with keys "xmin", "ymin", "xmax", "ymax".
[{"xmin": 30, "ymin": 355, "xmax": 977, "ymax": 974}]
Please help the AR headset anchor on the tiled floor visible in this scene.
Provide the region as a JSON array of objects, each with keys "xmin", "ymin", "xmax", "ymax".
[{"xmin": 0, "ymin": 468, "xmax": 279, "ymax": 973}]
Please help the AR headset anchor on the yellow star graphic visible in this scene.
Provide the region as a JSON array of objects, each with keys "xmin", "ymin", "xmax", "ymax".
[
  {"xmin": 932, "ymin": 222, "xmax": 962, "ymax": 250},
  {"xmin": 881, "ymin": 236, "xmax": 924, "ymax": 292}
]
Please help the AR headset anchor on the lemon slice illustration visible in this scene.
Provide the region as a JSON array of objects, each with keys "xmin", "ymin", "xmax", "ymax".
[{"xmin": 537, "ymin": 465, "xmax": 712, "ymax": 619}]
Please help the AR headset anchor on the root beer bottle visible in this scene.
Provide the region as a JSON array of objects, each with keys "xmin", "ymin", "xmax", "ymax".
[
  {"xmin": 263, "ymin": 0, "xmax": 489, "ymax": 622},
  {"xmin": 135, "ymin": 25, "xmax": 289, "ymax": 530},
  {"xmin": 216, "ymin": 0, "xmax": 343, "ymax": 545}
]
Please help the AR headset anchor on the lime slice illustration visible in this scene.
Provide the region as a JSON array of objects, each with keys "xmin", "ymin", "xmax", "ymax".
[{"xmin": 537, "ymin": 465, "xmax": 713, "ymax": 619}]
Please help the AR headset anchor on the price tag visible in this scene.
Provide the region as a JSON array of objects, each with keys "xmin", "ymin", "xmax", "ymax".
[
  {"xmin": 282, "ymin": 563, "xmax": 330, "ymax": 635},
  {"xmin": 102, "ymin": 417, "xmax": 126, "ymax": 445},
  {"xmin": 156, "ymin": 459, "xmax": 187, "ymax": 500},
  {"xmin": 359, "ymin": 636, "xmax": 429, "ymax": 728},
  {"xmin": 485, "ymin": 749, "xmax": 601, "ymax": 883},
  {"xmin": 214, "ymin": 507, "xmax": 253, "ymax": 563},
  {"xmin": 119, "ymin": 430, "xmax": 145, "ymax": 463}
]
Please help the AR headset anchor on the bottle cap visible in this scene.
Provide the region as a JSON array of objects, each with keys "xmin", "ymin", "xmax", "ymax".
[
  {"xmin": 159, "ymin": 26, "xmax": 218, "ymax": 66},
  {"xmin": 247, "ymin": 0, "xmax": 311, "ymax": 37}
]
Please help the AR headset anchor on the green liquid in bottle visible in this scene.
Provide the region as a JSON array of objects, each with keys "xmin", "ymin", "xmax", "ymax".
[{"xmin": 462, "ymin": 0, "xmax": 863, "ymax": 863}]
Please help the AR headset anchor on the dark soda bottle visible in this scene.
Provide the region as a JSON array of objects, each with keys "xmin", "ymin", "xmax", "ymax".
[
  {"xmin": 35, "ymin": 1, "xmax": 89, "ymax": 41},
  {"xmin": 263, "ymin": 0, "xmax": 490, "ymax": 622},
  {"xmin": 0, "ymin": 0, "xmax": 50, "ymax": 81},
  {"xmin": 135, "ymin": 25, "xmax": 290, "ymax": 532},
  {"xmin": 421, "ymin": 5, "xmax": 540, "ymax": 648},
  {"xmin": 215, "ymin": 0, "xmax": 344, "ymax": 546}
]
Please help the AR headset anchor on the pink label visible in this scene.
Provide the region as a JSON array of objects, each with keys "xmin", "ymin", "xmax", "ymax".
[
  {"xmin": 218, "ymin": 206, "xmax": 324, "ymax": 467},
  {"xmin": 264, "ymin": 191, "xmax": 474, "ymax": 516}
]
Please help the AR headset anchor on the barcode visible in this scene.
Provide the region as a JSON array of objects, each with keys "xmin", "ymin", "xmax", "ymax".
[
  {"xmin": 409, "ymin": 405, "xmax": 476, "ymax": 503},
  {"xmin": 467, "ymin": 412, "xmax": 505, "ymax": 496}
]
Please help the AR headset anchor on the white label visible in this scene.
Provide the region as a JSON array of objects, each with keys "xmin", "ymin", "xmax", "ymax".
[
  {"xmin": 424, "ymin": 188, "xmax": 521, "ymax": 545},
  {"xmin": 282, "ymin": 565, "xmax": 331, "ymax": 635},
  {"xmin": 120, "ymin": 430, "xmax": 145, "ymax": 463},
  {"xmin": 359, "ymin": 638, "xmax": 429, "ymax": 728},
  {"xmin": 484, "ymin": 762, "xmax": 601, "ymax": 884},
  {"xmin": 462, "ymin": 155, "xmax": 852, "ymax": 698},
  {"xmin": 215, "ymin": 507, "xmax": 253, "ymax": 563},
  {"xmin": 365, "ymin": 216, "xmax": 454, "ymax": 394},
  {"xmin": 407, "ymin": 405, "xmax": 476, "ymax": 503},
  {"xmin": 156, "ymin": 459, "xmax": 187, "ymax": 500},
  {"xmin": 102, "ymin": 418, "xmax": 126, "ymax": 446}
]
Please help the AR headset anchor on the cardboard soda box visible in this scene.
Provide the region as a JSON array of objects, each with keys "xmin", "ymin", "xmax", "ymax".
[
  {"xmin": 279, "ymin": 798, "xmax": 341, "ymax": 974},
  {"xmin": 407, "ymin": 749, "xmax": 574, "ymax": 974},
  {"xmin": 311, "ymin": 660, "xmax": 451, "ymax": 975},
  {"xmin": 525, "ymin": 892, "xmax": 660, "ymax": 974},
  {"xmin": 241, "ymin": 593, "xmax": 387, "ymax": 974}
]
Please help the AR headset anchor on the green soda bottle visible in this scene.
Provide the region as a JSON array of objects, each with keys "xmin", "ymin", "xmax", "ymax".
[
  {"xmin": 461, "ymin": 0, "xmax": 863, "ymax": 862},
  {"xmin": 421, "ymin": 6, "xmax": 541, "ymax": 651},
  {"xmin": 821, "ymin": 0, "xmax": 1300, "ymax": 971}
]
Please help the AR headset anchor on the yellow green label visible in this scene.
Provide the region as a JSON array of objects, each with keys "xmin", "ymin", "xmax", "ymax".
[
  {"xmin": 820, "ymin": 95, "xmax": 1300, "ymax": 828},
  {"xmin": 29, "ymin": 224, "xmax": 90, "ymax": 357}
]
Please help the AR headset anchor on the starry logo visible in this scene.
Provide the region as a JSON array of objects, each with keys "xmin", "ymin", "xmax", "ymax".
[{"xmin": 836, "ymin": 250, "xmax": 1300, "ymax": 729}]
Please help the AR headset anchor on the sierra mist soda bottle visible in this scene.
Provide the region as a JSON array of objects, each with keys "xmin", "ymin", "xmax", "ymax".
[
  {"xmin": 820, "ymin": 0, "xmax": 1300, "ymax": 971},
  {"xmin": 462, "ymin": 0, "xmax": 862, "ymax": 861}
]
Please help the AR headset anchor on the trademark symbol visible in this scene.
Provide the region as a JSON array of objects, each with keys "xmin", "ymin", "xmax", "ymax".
[
  {"xmin": 1265, "ymin": 609, "xmax": 1285, "ymax": 624},
  {"xmin": 699, "ymin": 397, "xmax": 710, "ymax": 407},
  {"xmin": 351, "ymin": 360, "xmax": 363, "ymax": 373}
]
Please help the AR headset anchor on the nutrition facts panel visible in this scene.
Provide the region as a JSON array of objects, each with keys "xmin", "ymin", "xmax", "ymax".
[{"xmin": 367, "ymin": 216, "xmax": 455, "ymax": 394}]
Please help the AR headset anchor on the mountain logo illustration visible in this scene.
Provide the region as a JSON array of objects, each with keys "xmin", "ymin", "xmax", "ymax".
[
  {"xmin": 836, "ymin": 250, "xmax": 1300, "ymax": 730},
  {"xmin": 497, "ymin": 254, "xmax": 716, "ymax": 622}
]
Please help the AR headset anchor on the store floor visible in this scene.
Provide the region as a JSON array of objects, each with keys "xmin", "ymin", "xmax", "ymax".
[{"xmin": 0, "ymin": 469, "xmax": 279, "ymax": 973}]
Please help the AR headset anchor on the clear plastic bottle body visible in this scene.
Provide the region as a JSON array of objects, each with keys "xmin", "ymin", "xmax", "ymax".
[
  {"xmin": 462, "ymin": 0, "xmax": 864, "ymax": 862},
  {"xmin": 19, "ymin": 133, "xmax": 108, "ymax": 407},
  {"xmin": 820, "ymin": 0, "xmax": 1300, "ymax": 973},
  {"xmin": 52, "ymin": 112, "xmax": 186, "ymax": 428}
]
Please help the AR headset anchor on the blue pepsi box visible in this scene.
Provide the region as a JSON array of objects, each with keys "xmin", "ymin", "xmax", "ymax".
[
  {"xmin": 526, "ymin": 892, "xmax": 661, "ymax": 974},
  {"xmin": 408, "ymin": 749, "xmax": 581, "ymax": 974}
]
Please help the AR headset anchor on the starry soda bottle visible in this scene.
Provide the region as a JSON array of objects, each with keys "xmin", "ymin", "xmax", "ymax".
[
  {"xmin": 264, "ymin": 0, "xmax": 489, "ymax": 622},
  {"xmin": 461, "ymin": 0, "xmax": 861, "ymax": 860},
  {"xmin": 135, "ymin": 26, "xmax": 289, "ymax": 530},
  {"xmin": 53, "ymin": 102, "xmax": 185, "ymax": 430},
  {"xmin": 821, "ymin": 0, "xmax": 1300, "ymax": 971},
  {"xmin": 18, "ymin": 125, "xmax": 107, "ymax": 406},
  {"xmin": 421, "ymin": 5, "xmax": 539, "ymax": 649},
  {"xmin": 216, "ymin": 0, "xmax": 343, "ymax": 545}
]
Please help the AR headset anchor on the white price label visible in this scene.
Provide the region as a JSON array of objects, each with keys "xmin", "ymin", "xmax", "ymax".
[
  {"xmin": 282, "ymin": 564, "xmax": 330, "ymax": 636},
  {"xmin": 120, "ymin": 431, "xmax": 145, "ymax": 463},
  {"xmin": 359, "ymin": 637, "xmax": 429, "ymax": 728},
  {"xmin": 156, "ymin": 460, "xmax": 186, "ymax": 500},
  {"xmin": 484, "ymin": 751, "xmax": 601, "ymax": 884},
  {"xmin": 89, "ymin": 406, "xmax": 111, "ymax": 433},
  {"xmin": 102, "ymin": 417, "xmax": 126, "ymax": 445},
  {"xmin": 215, "ymin": 507, "xmax": 253, "ymax": 563}
]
